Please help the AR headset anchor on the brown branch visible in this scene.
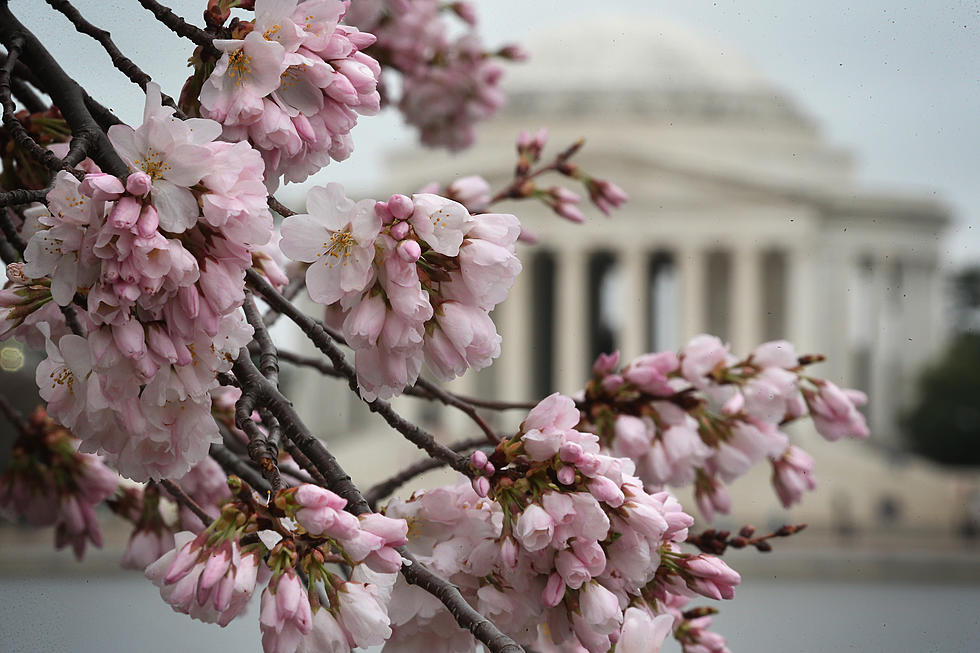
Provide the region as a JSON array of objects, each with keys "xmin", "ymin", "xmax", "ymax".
[
  {"xmin": 0, "ymin": 392, "xmax": 30, "ymax": 435},
  {"xmin": 0, "ymin": 2, "xmax": 128, "ymax": 177},
  {"xmin": 210, "ymin": 438, "xmax": 270, "ymax": 493},
  {"xmin": 686, "ymin": 523, "xmax": 808, "ymax": 555},
  {"xmin": 413, "ymin": 376, "xmax": 499, "ymax": 444},
  {"xmin": 0, "ymin": 53, "xmax": 45, "ymax": 113},
  {"xmin": 261, "ymin": 271, "xmax": 306, "ymax": 327},
  {"xmin": 245, "ymin": 268, "xmax": 470, "ymax": 474},
  {"xmin": 267, "ymin": 196, "xmax": 297, "ymax": 217},
  {"xmin": 0, "ymin": 39, "xmax": 68, "ymax": 175},
  {"xmin": 137, "ymin": 0, "xmax": 219, "ymax": 58},
  {"xmin": 365, "ymin": 436, "xmax": 489, "ymax": 510},
  {"xmin": 44, "ymin": 0, "xmax": 184, "ymax": 118},
  {"xmin": 241, "ymin": 292, "xmax": 283, "ymax": 494},
  {"xmin": 159, "ymin": 479, "xmax": 214, "ymax": 527},
  {"xmin": 0, "ymin": 206, "xmax": 28, "ymax": 257}
]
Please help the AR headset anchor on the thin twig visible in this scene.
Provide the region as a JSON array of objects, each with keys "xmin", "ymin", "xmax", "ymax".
[
  {"xmin": 0, "ymin": 53, "xmax": 45, "ymax": 112},
  {"xmin": 365, "ymin": 436, "xmax": 489, "ymax": 509},
  {"xmin": 413, "ymin": 376, "xmax": 499, "ymax": 444},
  {"xmin": 59, "ymin": 303, "xmax": 84, "ymax": 336},
  {"xmin": 261, "ymin": 272, "xmax": 305, "ymax": 327},
  {"xmin": 0, "ymin": 38, "xmax": 68, "ymax": 175},
  {"xmin": 267, "ymin": 196, "xmax": 296, "ymax": 217},
  {"xmin": 0, "ymin": 188, "xmax": 47, "ymax": 209},
  {"xmin": 0, "ymin": 3, "xmax": 128, "ymax": 177},
  {"xmin": 242, "ymin": 292, "xmax": 283, "ymax": 494},
  {"xmin": 0, "ymin": 206, "xmax": 28, "ymax": 258},
  {"xmin": 210, "ymin": 441, "xmax": 270, "ymax": 493},
  {"xmin": 44, "ymin": 0, "xmax": 184, "ymax": 117},
  {"xmin": 0, "ymin": 392, "xmax": 30, "ymax": 434},
  {"xmin": 137, "ymin": 0, "xmax": 219, "ymax": 58},
  {"xmin": 159, "ymin": 479, "xmax": 214, "ymax": 527}
]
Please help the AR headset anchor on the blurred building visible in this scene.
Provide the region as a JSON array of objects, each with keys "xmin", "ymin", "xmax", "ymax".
[
  {"xmin": 293, "ymin": 16, "xmax": 971, "ymax": 535},
  {"xmin": 384, "ymin": 16, "xmax": 950, "ymax": 445}
]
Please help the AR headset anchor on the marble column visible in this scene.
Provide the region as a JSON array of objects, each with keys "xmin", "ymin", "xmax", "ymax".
[
  {"xmin": 731, "ymin": 243, "xmax": 762, "ymax": 354},
  {"xmin": 677, "ymin": 246, "xmax": 705, "ymax": 341},
  {"xmin": 619, "ymin": 247, "xmax": 649, "ymax": 360},
  {"xmin": 555, "ymin": 247, "xmax": 589, "ymax": 395},
  {"xmin": 495, "ymin": 272, "xmax": 533, "ymax": 401},
  {"xmin": 786, "ymin": 244, "xmax": 816, "ymax": 353}
]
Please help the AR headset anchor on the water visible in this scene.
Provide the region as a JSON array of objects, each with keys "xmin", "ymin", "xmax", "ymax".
[{"xmin": 1, "ymin": 575, "xmax": 977, "ymax": 652}]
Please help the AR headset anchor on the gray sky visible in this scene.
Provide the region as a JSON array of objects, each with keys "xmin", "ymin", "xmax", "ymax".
[{"xmin": 12, "ymin": 0, "xmax": 980, "ymax": 265}]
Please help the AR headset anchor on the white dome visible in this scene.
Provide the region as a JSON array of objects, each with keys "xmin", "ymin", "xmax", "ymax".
[{"xmin": 505, "ymin": 15, "xmax": 777, "ymax": 95}]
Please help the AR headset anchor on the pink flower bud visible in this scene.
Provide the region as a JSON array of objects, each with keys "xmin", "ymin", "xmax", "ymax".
[
  {"xmin": 80, "ymin": 173, "xmax": 124, "ymax": 200},
  {"xmin": 533, "ymin": 127, "xmax": 548, "ymax": 150},
  {"xmin": 589, "ymin": 476, "xmax": 625, "ymax": 507},
  {"xmin": 389, "ymin": 220, "xmax": 410, "ymax": 239},
  {"xmin": 592, "ymin": 351, "xmax": 620, "ymax": 376},
  {"xmin": 543, "ymin": 572, "xmax": 565, "ymax": 607},
  {"xmin": 112, "ymin": 319, "xmax": 147, "ymax": 360},
  {"xmin": 482, "ymin": 462, "xmax": 495, "ymax": 476},
  {"xmin": 470, "ymin": 450, "xmax": 488, "ymax": 468},
  {"xmin": 387, "ymin": 194, "xmax": 414, "ymax": 220},
  {"xmin": 109, "ymin": 195, "xmax": 141, "ymax": 229},
  {"xmin": 722, "ymin": 391, "xmax": 745, "ymax": 416},
  {"xmin": 136, "ymin": 204, "xmax": 159, "ymax": 238},
  {"xmin": 557, "ymin": 465, "xmax": 576, "ymax": 485},
  {"xmin": 517, "ymin": 226, "xmax": 539, "ymax": 244},
  {"xmin": 559, "ymin": 441, "xmax": 583, "ymax": 463},
  {"xmin": 450, "ymin": 1, "xmax": 478, "ymax": 25},
  {"xmin": 397, "ymin": 239, "xmax": 421, "ymax": 262},
  {"xmin": 500, "ymin": 536, "xmax": 518, "ymax": 570},
  {"xmin": 472, "ymin": 476, "xmax": 490, "ymax": 497},
  {"xmin": 375, "ymin": 201, "xmax": 394, "ymax": 223},
  {"xmin": 601, "ymin": 374, "xmax": 625, "ymax": 393},
  {"xmin": 555, "ymin": 202, "xmax": 585, "ymax": 223},
  {"xmin": 126, "ymin": 171, "xmax": 153, "ymax": 196},
  {"xmin": 498, "ymin": 44, "xmax": 528, "ymax": 61}
]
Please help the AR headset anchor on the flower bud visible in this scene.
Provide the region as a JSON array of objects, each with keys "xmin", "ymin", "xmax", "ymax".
[
  {"xmin": 387, "ymin": 194, "xmax": 414, "ymax": 220},
  {"xmin": 126, "ymin": 171, "xmax": 153, "ymax": 196},
  {"xmin": 396, "ymin": 239, "xmax": 422, "ymax": 262}
]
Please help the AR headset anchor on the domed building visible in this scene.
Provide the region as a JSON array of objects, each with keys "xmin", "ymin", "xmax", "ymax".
[
  {"xmin": 385, "ymin": 16, "xmax": 948, "ymax": 444},
  {"xmin": 295, "ymin": 16, "xmax": 967, "ymax": 535}
]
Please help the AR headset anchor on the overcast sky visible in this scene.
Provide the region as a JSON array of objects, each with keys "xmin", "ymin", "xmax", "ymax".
[{"xmin": 12, "ymin": 0, "xmax": 980, "ymax": 266}]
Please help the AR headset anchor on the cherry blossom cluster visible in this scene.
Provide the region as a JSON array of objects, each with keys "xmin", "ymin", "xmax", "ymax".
[
  {"xmin": 280, "ymin": 183, "xmax": 521, "ymax": 400},
  {"xmin": 0, "ymin": 407, "xmax": 118, "ymax": 559},
  {"xmin": 380, "ymin": 393, "xmax": 741, "ymax": 652},
  {"xmin": 346, "ymin": 0, "xmax": 522, "ymax": 150},
  {"xmin": 192, "ymin": 0, "xmax": 381, "ymax": 188},
  {"xmin": 582, "ymin": 336, "xmax": 869, "ymax": 520},
  {"xmin": 143, "ymin": 479, "xmax": 407, "ymax": 653},
  {"xmin": 9, "ymin": 85, "xmax": 277, "ymax": 481}
]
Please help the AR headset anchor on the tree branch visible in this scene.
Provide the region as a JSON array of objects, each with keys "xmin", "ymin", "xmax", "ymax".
[
  {"xmin": 44, "ymin": 0, "xmax": 184, "ymax": 118},
  {"xmin": 159, "ymin": 479, "xmax": 213, "ymax": 527},
  {"xmin": 209, "ymin": 441, "xmax": 271, "ymax": 493},
  {"xmin": 365, "ymin": 436, "xmax": 489, "ymax": 510},
  {"xmin": 0, "ymin": 39, "xmax": 68, "ymax": 175},
  {"xmin": 0, "ymin": 1, "xmax": 128, "ymax": 177},
  {"xmin": 137, "ymin": 0, "xmax": 219, "ymax": 58}
]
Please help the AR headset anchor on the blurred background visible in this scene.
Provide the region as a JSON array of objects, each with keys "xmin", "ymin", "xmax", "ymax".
[{"xmin": 2, "ymin": 1, "xmax": 979, "ymax": 651}]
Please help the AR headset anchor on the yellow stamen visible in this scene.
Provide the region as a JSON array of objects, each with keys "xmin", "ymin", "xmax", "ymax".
[
  {"xmin": 133, "ymin": 147, "xmax": 170, "ymax": 181},
  {"xmin": 228, "ymin": 49, "xmax": 252, "ymax": 86}
]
